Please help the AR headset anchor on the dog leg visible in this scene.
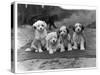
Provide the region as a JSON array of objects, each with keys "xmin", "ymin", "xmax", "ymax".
[
  {"xmin": 49, "ymin": 49, "xmax": 54, "ymax": 54},
  {"xmin": 38, "ymin": 49, "xmax": 43, "ymax": 52},
  {"xmin": 37, "ymin": 42, "xmax": 43, "ymax": 52},
  {"xmin": 68, "ymin": 43, "xmax": 72, "ymax": 51},
  {"xmin": 73, "ymin": 42, "xmax": 78, "ymax": 49},
  {"xmin": 46, "ymin": 40, "xmax": 49, "ymax": 51},
  {"xmin": 25, "ymin": 48, "xmax": 32, "ymax": 51},
  {"xmin": 38, "ymin": 46, "xmax": 43, "ymax": 53},
  {"xmin": 25, "ymin": 40, "xmax": 36, "ymax": 51},
  {"xmin": 60, "ymin": 44, "xmax": 65, "ymax": 52},
  {"xmin": 80, "ymin": 41, "xmax": 85, "ymax": 50}
]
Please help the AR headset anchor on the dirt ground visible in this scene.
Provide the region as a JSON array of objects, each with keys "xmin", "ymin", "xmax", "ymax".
[
  {"xmin": 17, "ymin": 58, "xmax": 96, "ymax": 72},
  {"xmin": 17, "ymin": 25, "xmax": 96, "ymax": 72}
]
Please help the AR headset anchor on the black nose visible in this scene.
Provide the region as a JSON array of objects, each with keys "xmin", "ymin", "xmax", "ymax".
[
  {"xmin": 78, "ymin": 29, "xmax": 80, "ymax": 31},
  {"xmin": 40, "ymin": 28, "xmax": 42, "ymax": 30},
  {"xmin": 53, "ymin": 40, "xmax": 55, "ymax": 42}
]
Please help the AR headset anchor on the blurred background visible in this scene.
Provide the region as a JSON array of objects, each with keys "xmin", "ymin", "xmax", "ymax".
[{"xmin": 18, "ymin": 4, "xmax": 96, "ymax": 28}]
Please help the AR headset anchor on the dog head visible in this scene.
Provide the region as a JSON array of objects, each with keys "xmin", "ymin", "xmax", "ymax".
[
  {"xmin": 73, "ymin": 23, "xmax": 84, "ymax": 33},
  {"xmin": 32, "ymin": 20, "xmax": 47, "ymax": 32},
  {"xmin": 59, "ymin": 26, "xmax": 69, "ymax": 37},
  {"xmin": 46, "ymin": 32, "xmax": 58, "ymax": 45}
]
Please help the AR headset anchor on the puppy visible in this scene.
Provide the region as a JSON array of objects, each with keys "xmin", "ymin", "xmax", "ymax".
[
  {"xmin": 25, "ymin": 20, "xmax": 47, "ymax": 52},
  {"xmin": 72, "ymin": 23, "xmax": 86, "ymax": 50},
  {"xmin": 46, "ymin": 32, "xmax": 61, "ymax": 54},
  {"xmin": 58, "ymin": 26, "xmax": 72, "ymax": 52}
]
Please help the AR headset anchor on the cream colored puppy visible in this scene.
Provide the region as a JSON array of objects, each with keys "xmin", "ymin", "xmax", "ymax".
[
  {"xmin": 25, "ymin": 20, "xmax": 47, "ymax": 52},
  {"xmin": 72, "ymin": 23, "xmax": 86, "ymax": 50},
  {"xmin": 59, "ymin": 26, "xmax": 72, "ymax": 51},
  {"xmin": 46, "ymin": 32, "xmax": 61, "ymax": 54}
]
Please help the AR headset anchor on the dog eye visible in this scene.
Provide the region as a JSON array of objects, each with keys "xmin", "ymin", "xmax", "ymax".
[{"xmin": 42, "ymin": 24, "xmax": 44, "ymax": 27}]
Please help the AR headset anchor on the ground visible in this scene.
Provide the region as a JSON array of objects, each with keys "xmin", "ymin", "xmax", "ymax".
[{"xmin": 16, "ymin": 24, "xmax": 96, "ymax": 72}]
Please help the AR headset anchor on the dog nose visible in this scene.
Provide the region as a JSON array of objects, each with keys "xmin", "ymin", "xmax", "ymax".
[
  {"xmin": 53, "ymin": 40, "xmax": 55, "ymax": 42},
  {"xmin": 40, "ymin": 28, "xmax": 42, "ymax": 30},
  {"xmin": 78, "ymin": 29, "xmax": 80, "ymax": 31}
]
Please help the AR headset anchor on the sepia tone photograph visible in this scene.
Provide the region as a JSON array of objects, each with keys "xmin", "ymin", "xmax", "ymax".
[{"xmin": 12, "ymin": 2, "xmax": 96, "ymax": 73}]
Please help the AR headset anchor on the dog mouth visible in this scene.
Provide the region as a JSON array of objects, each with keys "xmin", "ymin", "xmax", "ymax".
[
  {"xmin": 60, "ymin": 33, "xmax": 67, "ymax": 37},
  {"xmin": 51, "ymin": 40, "xmax": 57, "ymax": 45},
  {"xmin": 76, "ymin": 28, "xmax": 81, "ymax": 32},
  {"xmin": 38, "ymin": 28, "xmax": 44, "ymax": 31},
  {"xmin": 60, "ymin": 33, "xmax": 65, "ymax": 36}
]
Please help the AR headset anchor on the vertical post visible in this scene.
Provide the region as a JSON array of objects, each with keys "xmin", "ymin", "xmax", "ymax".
[
  {"xmin": 25, "ymin": 4, "xmax": 28, "ymax": 8},
  {"xmin": 42, "ymin": 5, "xmax": 44, "ymax": 8}
]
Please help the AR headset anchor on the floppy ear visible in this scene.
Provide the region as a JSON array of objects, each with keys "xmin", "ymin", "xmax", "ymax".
[
  {"xmin": 72, "ymin": 26, "xmax": 75, "ymax": 32},
  {"xmin": 57, "ymin": 30, "xmax": 60, "ymax": 38},
  {"xmin": 66, "ymin": 28, "xmax": 69, "ymax": 33},
  {"xmin": 81, "ymin": 25, "xmax": 84, "ymax": 31},
  {"xmin": 32, "ymin": 24, "xmax": 37, "ymax": 30}
]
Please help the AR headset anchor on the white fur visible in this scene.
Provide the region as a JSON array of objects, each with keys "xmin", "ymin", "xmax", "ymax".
[
  {"xmin": 46, "ymin": 32, "xmax": 61, "ymax": 54},
  {"xmin": 25, "ymin": 20, "xmax": 47, "ymax": 52}
]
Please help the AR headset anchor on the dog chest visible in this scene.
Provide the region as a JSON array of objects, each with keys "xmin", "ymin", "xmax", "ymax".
[
  {"xmin": 35, "ymin": 30, "xmax": 47, "ymax": 40},
  {"xmin": 73, "ymin": 34, "xmax": 84, "ymax": 44},
  {"xmin": 60, "ymin": 36, "xmax": 70, "ymax": 46}
]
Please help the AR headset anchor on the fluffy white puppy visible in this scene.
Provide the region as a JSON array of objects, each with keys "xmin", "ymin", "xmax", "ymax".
[
  {"xmin": 72, "ymin": 23, "xmax": 86, "ymax": 50},
  {"xmin": 46, "ymin": 32, "xmax": 61, "ymax": 54},
  {"xmin": 25, "ymin": 20, "xmax": 47, "ymax": 52},
  {"xmin": 59, "ymin": 26, "xmax": 72, "ymax": 52}
]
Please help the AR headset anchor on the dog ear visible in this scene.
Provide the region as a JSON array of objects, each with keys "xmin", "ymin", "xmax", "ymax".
[
  {"xmin": 81, "ymin": 25, "xmax": 84, "ymax": 31},
  {"xmin": 32, "ymin": 24, "xmax": 37, "ymax": 30},
  {"xmin": 72, "ymin": 26, "xmax": 75, "ymax": 32},
  {"xmin": 57, "ymin": 30, "xmax": 60, "ymax": 38},
  {"xmin": 33, "ymin": 26, "xmax": 36, "ymax": 29},
  {"xmin": 66, "ymin": 28, "xmax": 69, "ymax": 33}
]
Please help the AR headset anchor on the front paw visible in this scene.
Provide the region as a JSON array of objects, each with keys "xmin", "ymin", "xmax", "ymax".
[
  {"xmin": 60, "ymin": 48, "xmax": 65, "ymax": 52},
  {"xmin": 49, "ymin": 50, "xmax": 54, "ymax": 54},
  {"xmin": 68, "ymin": 47, "xmax": 72, "ymax": 51},
  {"xmin": 47, "ymin": 47, "xmax": 50, "ymax": 51},
  {"xmin": 35, "ymin": 49, "xmax": 38, "ymax": 52},
  {"xmin": 25, "ymin": 48, "xmax": 31, "ymax": 51},
  {"xmin": 72, "ymin": 46, "xmax": 78, "ymax": 49},
  {"xmin": 38, "ymin": 49, "xmax": 43, "ymax": 53},
  {"xmin": 80, "ymin": 47, "xmax": 85, "ymax": 50}
]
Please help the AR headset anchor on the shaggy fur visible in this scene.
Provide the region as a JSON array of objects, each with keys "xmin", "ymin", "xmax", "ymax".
[
  {"xmin": 72, "ymin": 23, "xmax": 86, "ymax": 50},
  {"xmin": 46, "ymin": 32, "xmax": 61, "ymax": 54},
  {"xmin": 58, "ymin": 26, "xmax": 72, "ymax": 51}
]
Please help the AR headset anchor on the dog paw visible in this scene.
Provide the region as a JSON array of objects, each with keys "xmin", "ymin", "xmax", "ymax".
[
  {"xmin": 47, "ymin": 48, "xmax": 50, "ymax": 51},
  {"xmin": 38, "ymin": 49, "xmax": 43, "ymax": 53},
  {"xmin": 60, "ymin": 49, "xmax": 65, "ymax": 52},
  {"xmin": 72, "ymin": 46, "xmax": 78, "ymax": 49},
  {"xmin": 68, "ymin": 48, "xmax": 72, "ymax": 51},
  {"xmin": 49, "ymin": 50, "xmax": 54, "ymax": 54},
  {"xmin": 80, "ymin": 48, "xmax": 85, "ymax": 50},
  {"xmin": 35, "ymin": 49, "xmax": 38, "ymax": 52},
  {"xmin": 25, "ymin": 48, "xmax": 31, "ymax": 51}
]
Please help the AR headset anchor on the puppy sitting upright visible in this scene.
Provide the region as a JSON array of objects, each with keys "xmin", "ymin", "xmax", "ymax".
[
  {"xmin": 46, "ymin": 32, "xmax": 60, "ymax": 54},
  {"xmin": 72, "ymin": 23, "xmax": 86, "ymax": 50},
  {"xmin": 59, "ymin": 26, "xmax": 72, "ymax": 52},
  {"xmin": 25, "ymin": 20, "xmax": 47, "ymax": 52}
]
